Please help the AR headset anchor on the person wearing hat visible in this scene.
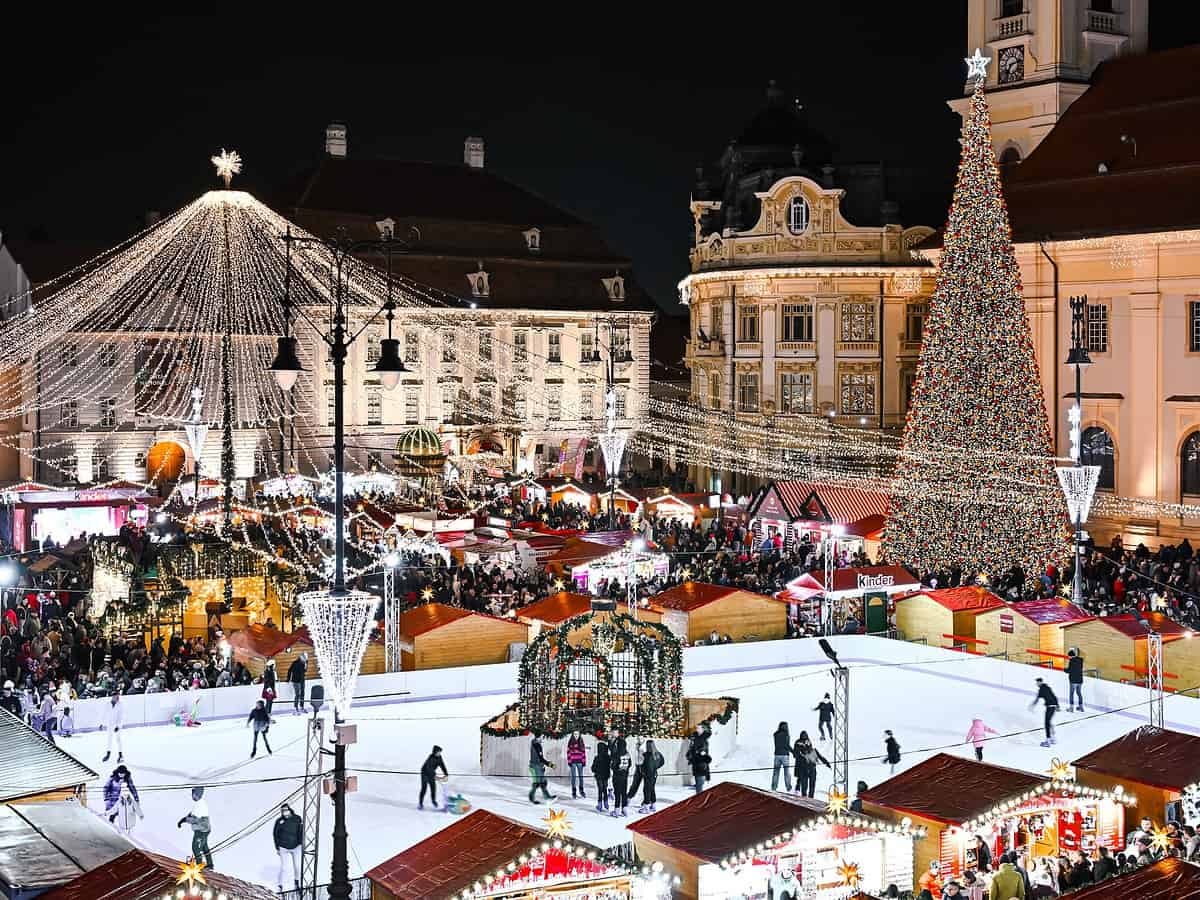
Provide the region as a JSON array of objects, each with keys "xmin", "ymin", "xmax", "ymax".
[
  {"xmin": 287, "ymin": 652, "xmax": 308, "ymax": 715},
  {"xmin": 177, "ymin": 786, "xmax": 214, "ymax": 869},
  {"xmin": 0, "ymin": 681, "xmax": 21, "ymax": 718},
  {"xmin": 103, "ymin": 765, "xmax": 143, "ymax": 826},
  {"xmin": 273, "ymin": 802, "xmax": 303, "ymax": 892},
  {"xmin": 1029, "ymin": 677, "xmax": 1059, "ymax": 748},
  {"xmin": 101, "ymin": 690, "xmax": 124, "ymax": 763},
  {"xmin": 262, "ymin": 659, "xmax": 277, "ymax": 716},
  {"xmin": 419, "ymin": 745, "xmax": 447, "ymax": 810},
  {"xmin": 917, "ymin": 860, "xmax": 943, "ymax": 899}
]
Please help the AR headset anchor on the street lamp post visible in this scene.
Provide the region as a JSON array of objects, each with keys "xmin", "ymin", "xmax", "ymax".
[
  {"xmin": 268, "ymin": 231, "xmax": 407, "ymax": 900},
  {"xmin": 1064, "ymin": 295, "xmax": 1094, "ymax": 606},
  {"xmin": 590, "ymin": 316, "xmax": 633, "ymax": 530}
]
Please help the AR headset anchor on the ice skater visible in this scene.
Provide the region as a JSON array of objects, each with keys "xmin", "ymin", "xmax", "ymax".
[
  {"xmin": 273, "ymin": 803, "xmax": 302, "ymax": 892},
  {"xmin": 103, "ymin": 765, "xmax": 143, "ymax": 830},
  {"xmin": 814, "ymin": 693, "xmax": 835, "ymax": 741},
  {"xmin": 287, "ymin": 653, "xmax": 308, "ymax": 714},
  {"xmin": 56, "ymin": 680, "xmax": 74, "ymax": 737},
  {"xmin": 528, "ymin": 736, "xmax": 556, "ymax": 804},
  {"xmin": 177, "ymin": 786, "xmax": 214, "ymax": 869},
  {"xmin": 771, "ymin": 722, "xmax": 794, "ymax": 792},
  {"xmin": 1030, "ymin": 677, "xmax": 1060, "ymax": 747},
  {"xmin": 792, "ymin": 730, "xmax": 830, "ymax": 798},
  {"xmin": 419, "ymin": 745, "xmax": 447, "ymax": 810},
  {"xmin": 101, "ymin": 691, "xmax": 124, "ymax": 763},
  {"xmin": 964, "ymin": 717, "xmax": 999, "ymax": 761},
  {"xmin": 592, "ymin": 739, "xmax": 611, "ymax": 812},
  {"xmin": 1067, "ymin": 648, "xmax": 1085, "ymax": 712},
  {"xmin": 609, "ymin": 737, "xmax": 631, "ymax": 817},
  {"xmin": 247, "ymin": 699, "xmax": 273, "ymax": 757},
  {"xmin": 635, "ymin": 739, "xmax": 664, "ymax": 814},
  {"xmin": 37, "ymin": 690, "xmax": 57, "ymax": 744},
  {"xmin": 566, "ymin": 730, "xmax": 587, "ymax": 799},
  {"xmin": 882, "ymin": 730, "xmax": 901, "ymax": 775},
  {"xmin": 262, "ymin": 659, "xmax": 277, "ymax": 716},
  {"xmin": 687, "ymin": 725, "xmax": 711, "ymax": 794}
]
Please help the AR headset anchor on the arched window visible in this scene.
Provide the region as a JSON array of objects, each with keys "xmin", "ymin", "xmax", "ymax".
[
  {"xmin": 999, "ymin": 146, "xmax": 1021, "ymax": 179},
  {"xmin": 787, "ymin": 196, "xmax": 809, "ymax": 234},
  {"xmin": 1081, "ymin": 426, "xmax": 1115, "ymax": 491},
  {"xmin": 1182, "ymin": 432, "xmax": 1200, "ymax": 497}
]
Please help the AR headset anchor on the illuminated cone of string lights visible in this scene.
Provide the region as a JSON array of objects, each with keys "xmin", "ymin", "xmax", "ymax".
[
  {"xmin": 299, "ymin": 589, "xmax": 378, "ymax": 718},
  {"xmin": 1056, "ymin": 466, "xmax": 1101, "ymax": 528}
]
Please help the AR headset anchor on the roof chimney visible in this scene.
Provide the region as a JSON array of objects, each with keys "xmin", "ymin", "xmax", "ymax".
[
  {"xmin": 326, "ymin": 122, "xmax": 347, "ymax": 158},
  {"xmin": 464, "ymin": 136, "xmax": 485, "ymax": 169}
]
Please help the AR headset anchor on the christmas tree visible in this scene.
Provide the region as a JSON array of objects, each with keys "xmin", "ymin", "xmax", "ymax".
[{"xmin": 883, "ymin": 56, "xmax": 1066, "ymax": 578}]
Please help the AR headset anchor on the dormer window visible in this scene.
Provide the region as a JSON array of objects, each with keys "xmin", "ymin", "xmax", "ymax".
[
  {"xmin": 787, "ymin": 196, "xmax": 810, "ymax": 234},
  {"xmin": 467, "ymin": 265, "xmax": 490, "ymax": 298},
  {"xmin": 602, "ymin": 273, "xmax": 625, "ymax": 302},
  {"xmin": 523, "ymin": 227, "xmax": 541, "ymax": 252},
  {"xmin": 375, "ymin": 217, "xmax": 396, "ymax": 239}
]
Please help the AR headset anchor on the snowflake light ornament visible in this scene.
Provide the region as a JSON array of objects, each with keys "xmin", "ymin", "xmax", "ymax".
[{"xmin": 211, "ymin": 149, "xmax": 243, "ymax": 189}]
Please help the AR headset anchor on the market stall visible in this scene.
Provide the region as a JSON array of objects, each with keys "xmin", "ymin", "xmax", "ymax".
[
  {"xmin": 1042, "ymin": 856, "xmax": 1200, "ymax": 898},
  {"xmin": 648, "ymin": 582, "xmax": 785, "ymax": 644},
  {"xmin": 1073, "ymin": 726, "xmax": 1200, "ymax": 827},
  {"xmin": 37, "ymin": 849, "xmax": 276, "ymax": 900},
  {"xmin": 366, "ymin": 808, "xmax": 678, "ymax": 900},
  {"xmin": 548, "ymin": 479, "xmax": 600, "ymax": 511},
  {"xmin": 0, "ymin": 802, "xmax": 131, "ymax": 899},
  {"xmin": 776, "ymin": 566, "xmax": 918, "ymax": 635},
  {"xmin": 0, "ymin": 481, "xmax": 156, "ymax": 552},
  {"xmin": 973, "ymin": 598, "xmax": 1091, "ymax": 666},
  {"xmin": 859, "ymin": 753, "xmax": 1134, "ymax": 885},
  {"xmin": 515, "ymin": 590, "xmax": 597, "ymax": 637},
  {"xmin": 545, "ymin": 539, "xmax": 669, "ymax": 593},
  {"xmin": 400, "ymin": 603, "xmax": 529, "ymax": 671},
  {"xmin": 226, "ymin": 624, "xmax": 316, "ymax": 680},
  {"xmin": 893, "ymin": 587, "xmax": 1006, "ymax": 650},
  {"xmin": 640, "ymin": 491, "xmax": 717, "ymax": 527},
  {"xmin": 1060, "ymin": 612, "xmax": 1193, "ymax": 684},
  {"xmin": 629, "ymin": 781, "xmax": 922, "ymax": 899},
  {"xmin": 746, "ymin": 480, "xmax": 888, "ymax": 557}
]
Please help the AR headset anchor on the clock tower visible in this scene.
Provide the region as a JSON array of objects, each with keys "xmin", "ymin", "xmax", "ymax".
[{"xmin": 949, "ymin": 1, "xmax": 1148, "ymax": 166}]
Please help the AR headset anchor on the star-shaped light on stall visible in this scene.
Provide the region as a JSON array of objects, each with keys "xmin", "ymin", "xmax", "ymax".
[
  {"xmin": 826, "ymin": 788, "xmax": 849, "ymax": 815},
  {"xmin": 1048, "ymin": 758, "xmax": 1074, "ymax": 781},
  {"xmin": 837, "ymin": 860, "xmax": 861, "ymax": 889},
  {"xmin": 679, "ymin": 567, "xmax": 693, "ymax": 581},
  {"xmin": 176, "ymin": 860, "xmax": 208, "ymax": 890},
  {"xmin": 421, "ymin": 587, "xmax": 434, "ymax": 602},
  {"xmin": 210, "ymin": 149, "xmax": 242, "ymax": 189},
  {"xmin": 964, "ymin": 48, "xmax": 990, "ymax": 81},
  {"xmin": 553, "ymin": 578, "xmax": 566, "ymax": 592},
  {"xmin": 543, "ymin": 807, "xmax": 573, "ymax": 838},
  {"xmin": 1150, "ymin": 826, "xmax": 1172, "ymax": 853}
]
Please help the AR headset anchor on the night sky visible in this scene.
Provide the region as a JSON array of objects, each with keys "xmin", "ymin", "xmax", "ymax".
[{"xmin": 3, "ymin": 8, "xmax": 1198, "ymax": 310}]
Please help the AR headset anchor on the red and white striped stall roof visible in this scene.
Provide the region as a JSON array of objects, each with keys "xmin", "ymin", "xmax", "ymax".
[{"xmin": 772, "ymin": 480, "xmax": 888, "ymax": 525}]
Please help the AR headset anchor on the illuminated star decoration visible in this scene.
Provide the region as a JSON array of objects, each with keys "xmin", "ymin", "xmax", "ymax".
[
  {"xmin": 837, "ymin": 860, "xmax": 862, "ymax": 889},
  {"xmin": 1150, "ymin": 826, "xmax": 1172, "ymax": 853},
  {"xmin": 964, "ymin": 48, "xmax": 990, "ymax": 81},
  {"xmin": 420, "ymin": 587, "xmax": 434, "ymax": 602},
  {"xmin": 826, "ymin": 788, "xmax": 849, "ymax": 815},
  {"xmin": 210, "ymin": 149, "xmax": 243, "ymax": 189},
  {"xmin": 1048, "ymin": 758, "xmax": 1074, "ymax": 780},
  {"xmin": 543, "ymin": 807, "xmax": 573, "ymax": 838},
  {"xmin": 177, "ymin": 859, "xmax": 208, "ymax": 890}
]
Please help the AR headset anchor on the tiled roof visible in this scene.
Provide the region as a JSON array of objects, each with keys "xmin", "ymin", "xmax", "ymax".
[
  {"xmin": 648, "ymin": 582, "xmax": 742, "ymax": 613},
  {"xmin": 1049, "ymin": 858, "xmax": 1200, "ymax": 899},
  {"xmin": 1073, "ymin": 726, "xmax": 1200, "ymax": 792},
  {"xmin": 899, "ymin": 586, "xmax": 1006, "ymax": 614},
  {"xmin": 514, "ymin": 591, "xmax": 595, "ymax": 623},
  {"xmin": 859, "ymin": 753, "xmax": 1045, "ymax": 825},
  {"xmin": 1004, "ymin": 598, "xmax": 1091, "ymax": 626},
  {"xmin": 226, "ymin": 624, "xmax": 311, "ymax": 659},
  {"xmin": 399, "ymin": 603, "xmax": 525, "ymax": 639},
  {"xmin": 752, "ymin": 480, "xmax": 888, "ymax": 527},
  {"xmin": 1003, "ymin": 45, "xmax": 1200, "ymax": 242},
  {"xmin": 38, "ymin": 849, "xmax": 277, "ymax": 900},
  {"xmin": 0, "ymin": 709, "xmax": 96, "ymax": 803}
]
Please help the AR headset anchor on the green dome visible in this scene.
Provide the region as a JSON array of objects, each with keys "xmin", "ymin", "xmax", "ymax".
[{"xmin": 395, "ymin": 427, "xmax": 444, "ymax": 458}]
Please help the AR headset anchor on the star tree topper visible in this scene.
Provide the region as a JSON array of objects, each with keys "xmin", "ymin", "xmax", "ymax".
[
  {"xmin": 965, "ymin": 48, "xmax": 990, "ymax": 81},
  {"xmin": 211, "ymin": 149, "xmax": 243, "ymax": 189}
]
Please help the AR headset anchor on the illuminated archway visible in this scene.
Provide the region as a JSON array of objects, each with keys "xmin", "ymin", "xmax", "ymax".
[{"xmin": 146, "ymin": 440, "xmax": 186, "ymax": 482}]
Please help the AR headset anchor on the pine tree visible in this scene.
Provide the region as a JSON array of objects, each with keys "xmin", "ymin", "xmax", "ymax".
[{"xmin": 883, "ymin": 75, "xmax": 1066, "ymax": 579}]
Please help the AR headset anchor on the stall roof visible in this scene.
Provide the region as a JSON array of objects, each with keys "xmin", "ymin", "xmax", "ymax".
[
  {"xmin": 750, "ymin": 479, "xmax": 888, "ymax": 526},
  {"xmin": 858, "ymin": 753, "xmax": 1045, "ymax": 826},
  {"xmin": 0, "ymin": 708, "xmax": 97, "ymax": 802},
  {"xmin": 628, "ymin": 781, "xmax": 832, "ymax": 863},
  {"xmin": 366, "ymin": 808, "xmax": 604, "ymax": 900},
  {"xmin": 515, "ymin": 591, "xmax": 595, "ymax": 623},
  {"xmin": 1073, "ymin": 726, "xmax": 1200, "ymax": 792},
  {"xmin": 1003, "ymin": 598, "xmax": 1091, "ymax": 626},
  {"xmin": 898, "ymin": 586, "xmax": 1006, "ymax": 614},
  {"xmin": 226, "ymin": 624, "xmax": 311, "ymax": 659},
  {"xmin": 0, "ymin": 802, "xmax": 131, "ymax": 893},
  {"xmin": 400, "ymin": 603, "xmax": 524, "ymax": 639},
  {"xmin": 1072, "ymin": 612, "xmax": 1194, "ymax": 641},
  {"xmin": 781, "ymin": 566, "xmax": 920, "ymax": 601},
  {"xmin": 649, "ymin": 582, "xmax": 746, "ymax": 613},
  {"xmin": 1050, "ymin": 858, "xmax": 1200, "ymax": 899},
  {"xmin": 543, "ymin": 539, "xmax": 617, "ymax": 568},
  {"xmin": 38, "ymin": 849, "xmax": 278, "ymax": 900}
]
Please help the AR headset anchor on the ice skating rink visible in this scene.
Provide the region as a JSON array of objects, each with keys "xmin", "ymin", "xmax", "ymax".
[{"xmin": 63, "ymin": 635, "xmax": 1200, "ymax": 888}]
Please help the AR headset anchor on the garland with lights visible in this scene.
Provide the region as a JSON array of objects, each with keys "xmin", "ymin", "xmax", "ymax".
[
  {"xmin": 958, "ymin": 778, "xmax": 1136, "ymax": 835},
  {"xmin": 882, "ymin": 72, "xmax": 1068, "ymax": 576},
  {"xmin": 718, "ymin": 813, "xmax": 928, "ymax": 869}
]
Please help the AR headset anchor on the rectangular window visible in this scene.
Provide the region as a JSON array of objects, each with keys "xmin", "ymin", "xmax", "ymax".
[
  {"xmin": 547, "ymin": 389, "xmax": 561, "ymax": 422},
  {"xmin": 580, "ymin": 330, "xmax": 595, "ymax": 362},
  {"xmin": 405, "ymin": 387, "xmax": 419, "ymax": 425},
  {"xmin": 441, "ymin": 384, "xmax": 457, "ymax": 422},
  {"xmin": 1087, "ymin": 303, "xmax": 1109, "ymax": 353},
  {"xmin": 737, "ymin": 372, "xmax": 760, "ymax": 413},
  {"xmin": 612, "ymin": 328, "xmax": 630, "ymax": 361},
  {"xmin": 781, "ymin": 303, "xmax": 814, "ymax": 342},
  {"xmin": 65, "ymin": 343, "xmax": 78, "ymax": 368},
  {"xmin": 615, "ymin": 388, "xmax": 627, "ymax": 420},
  {"xmin": 580, "ymin": 388, "xmax": 594, "ymax": 420},
  {"xmin": 839, "ymin": 371, "xmax": 878, "ymax": 414},
  {"xmin": 253, "ymin": 448, "xmax": 267, "ymax": 477},
  {"xmin": 326, "ymin": 387, "xmax": 335, "ymax": 426},
  {"xmin": 548, "ymin": 332, "xmax": 562, "ymax": 362},
  {"xmin": 739, "ymin": 304, "xmax": 760, "ymax": 342},
  {"xmin": 709, "ymin": 375, "xmax": 721, "ymax": 411},
  {"xmin": 778, "ymin": 373, "xmax": 813, "ymax": 414},
  {"xmin": 441, "ymin": 331, "xmax": 457, "ymax": 363},
  {"xmin": 366, "ymin": 334, "xmax": 381, "ymax": 364},
  {"xmin": 93, "ymin": 449, "xmax": 109, "ymax": 482},
  {"xmin": 404, "ymin": 330, "xmax": 420, "ymax": 364},
  {"xmin": 1191, "ymin": 301, "xmax": 1200, "ymax": 353},
  {"xmin": 514, "ymin": 384, "xmax": 528, "ymax": 420},
  {"xmin": 1000, "ymin": 0, "xmax": 1023, "ymax": 16},
  {"xmin": 367, "ymin": 451, "xmax": 383, "ymax": 471},
  {"xmin": 905, "ymin": 302, "xmax": 929, "ymax": 343},
  {"xmin": 477, "ymin": 382, "xmax": 494, "ymax": 417},
  {"xmin": 840, "ymin": 301, "xmax": 877, "ymax": 342},
  {"xmin": 514, "ymin": 330, "xmax": 528, "ymax": 363},
  {"xmin": 99, "ymin": 344, "xmax": 118, "ymax": 368},
  {"xmin": 255, "ymin": 392, "xmax": 270, "ymax": 422},
  {"xmin": 61, "ymin": 400, "xmax": 78, "ymax": 427},
  {"xmin": 478, "ymin": 329, "xmax": 492, "ymax": 363},
  {"xmin": 366, "ymin": 391, "xmax": 382, "ymax": 426},
  {"xmin": 709, "ymin": 304, "xmax": 722, "ymax": 340},
  {"xmin": 99, "ymin": 397, "xmax": 117, "ymax": 427}
]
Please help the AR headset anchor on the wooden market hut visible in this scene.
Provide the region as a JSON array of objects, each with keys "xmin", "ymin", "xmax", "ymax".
[
  {"xmin": 399, "ymin": 603, "xmax": 529, "ymax": 671},
  {"xmin": 1073, "ymin": 726, "xmax": 1200, "ymax": 825},
  {"xmin": 648, "ymin": 582, "xmax": 785, "ymax": 644},
  {"xmin": 226, "ymin": 624, "xmax": 316, "ymax": 679},
  {"xmin": 543, "ymin": 538, "xmax": 616, "ymax": 579},
  {"xmin": 629, "ymin": 781, "xmax": 920, "ymax": 900},
  {"xmin": 893, "ymin": 587, "xmax": 1007, "ymax": 649},
  {"xmin": 37, "ymin": 849, "xmax": 277, "ymax": 900},
  {"xmin": 1060, "ymin": 613, "xmax": 1194, "ymax": 685},
  {"xmin": 514, "ymin": 591, "xmax": 595, "ymax": 636},
  {"xmin": 548, "ymin": 479, "xmax": 599, "ymax": 511},
  {"xmin": 1044, "ymin": 857, "xmax": 1200, "ymax": 898},
  {"xmin": 973, "ymin": 598, "xmax": 1091, "ymax": 666},
  {"xmin": 0, "ymin": 802, "xmax": 131, "ymax": 899},
  {"xmin": 0, "ymin": 710, "xmax": 97, "ymax": 805},
  {"xmin": 365, "ymin": 808, "xmax": 669, "ymax": 900},
  {"xmin": 860, "ymin": 753, "xmax": 1133, "ymax": 884},
  {"xmin": 641, "ymin": 491, "xmax": 715, "ymax": 526}
]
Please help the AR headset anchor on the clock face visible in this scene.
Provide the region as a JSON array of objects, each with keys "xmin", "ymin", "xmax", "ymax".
[{"xmin": 999, "ymin": 46, "xmax": 1024, "ymax": 84}]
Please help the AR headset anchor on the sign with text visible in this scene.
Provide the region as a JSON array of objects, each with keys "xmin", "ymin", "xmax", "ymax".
[{"xmin": 999, "ymin": 613, "xmax": 1015, "ymax": 634}]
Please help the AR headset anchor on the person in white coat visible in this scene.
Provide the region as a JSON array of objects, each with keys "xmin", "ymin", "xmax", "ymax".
[
  {"xmin": 56, "ymin": 681, "xmax": 74, "ymax": 737},
  {"xmin": 102, "ymin": 690, "xmax": 124, "ymax": 762}
]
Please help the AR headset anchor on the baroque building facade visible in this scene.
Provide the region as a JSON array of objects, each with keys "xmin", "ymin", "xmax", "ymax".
[{"xmin": 681, "ymin": 85, "xmax": 935, "ymax": 494}]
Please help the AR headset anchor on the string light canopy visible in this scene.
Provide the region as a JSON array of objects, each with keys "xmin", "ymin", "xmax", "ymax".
[
  {"xmin": 959, "ymin": 780, "xmax": 1136, "ymax": 835},
  {"xmin": 718, "ymin": 814, "xmax": 928, "ymax": 869},
  {"xmin": 298, "ymin": 589, "xmax": 378, "ymax": 717}
]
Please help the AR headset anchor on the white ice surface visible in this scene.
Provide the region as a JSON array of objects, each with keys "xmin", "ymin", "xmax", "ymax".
[{"xmin": 65, "ymin": 635, "xmax": 1200, "ymax": 889}]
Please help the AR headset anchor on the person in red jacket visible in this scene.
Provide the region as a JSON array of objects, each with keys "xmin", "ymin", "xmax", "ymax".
[{"xmin": 918, "ymin": 860, "xmax": 944, "ymax": 899}]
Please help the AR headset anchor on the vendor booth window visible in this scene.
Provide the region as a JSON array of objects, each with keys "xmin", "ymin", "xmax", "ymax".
[{"xmin": 1080, "ymin": 427, "xmax": 1115, "ymax": 490}]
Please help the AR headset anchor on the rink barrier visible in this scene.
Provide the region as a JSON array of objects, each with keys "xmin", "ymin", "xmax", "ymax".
[{"xmin": 57, "ymin": 634, "xmax": 1200, "ymax": 736}]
